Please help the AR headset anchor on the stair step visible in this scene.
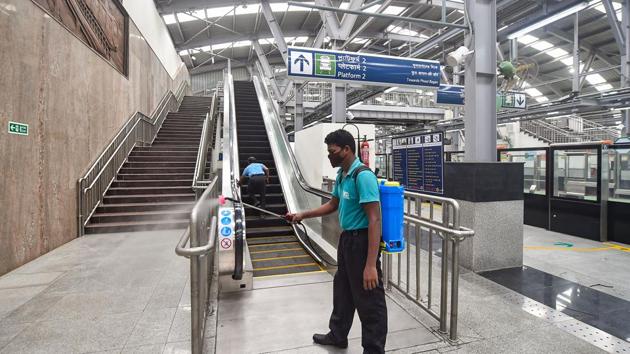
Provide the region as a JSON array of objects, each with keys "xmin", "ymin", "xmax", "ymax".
[
  {"xmin": 134, "ymin": 146, "xmax": 198, "ymax": 151},
  {"xmin": 103, "ymin": 193, "xmax": 195, "ymax": 204},
  {"xmin": 89, "ymin": 210, "xmax": 191, "ymax": 223},
  {"xmin": 119, "ymin": 167, "xmax": 197, "ymax": 174},
  {"xmin": 117, "ymin": 173, "xmax": 194, "ymax": 180},
  {"xmin": 127, "ymin": 156, "xmax": 197, "ymax": 162},
  {"xmin": 96, "ymin": 201, "xmax": 193, "ymax": 213},
  {"xmin": 111, "ymin": 179, "xmax": 192, "ymax": 187},
  {"xmin": 123, "ymin": 162, "xmax": 197, "ymax": 168},
  {"xmin": 106, "ymin": 186, "xmax": 194, "ymax": 195},
  {"xmin": 85, "ymin": 219, "xmax": 189, "ymax": 234}
]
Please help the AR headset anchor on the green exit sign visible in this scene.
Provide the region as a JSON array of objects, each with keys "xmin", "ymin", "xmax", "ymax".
[{"xmin": 8, "ymin": 121, "xmax": 28, "ymax": 136}]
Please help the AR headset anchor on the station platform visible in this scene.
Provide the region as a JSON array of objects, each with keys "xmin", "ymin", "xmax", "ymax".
[{"xmin": 0, "ymin": 227, "xmax": 628, "ymax": 353}]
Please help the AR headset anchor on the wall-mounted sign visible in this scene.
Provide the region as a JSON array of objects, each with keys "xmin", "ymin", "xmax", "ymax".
[
  {"xmin": 287, "ymin": 46, "xmax": 441, "ymax": 89},
  {"xmin": 392, "ymin": 132, "xmax": 444, "ymax": 194},
  {"xmin": 8, "ymin": 121, "xmax": 29, "ymax": 136},
  {"xmin": 436, "ymin": 84, "xmax": 465, "ymax": 106}
]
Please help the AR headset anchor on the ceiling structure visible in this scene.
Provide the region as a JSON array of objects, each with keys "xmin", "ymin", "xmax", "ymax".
[{"xmin": 153, "ymin": 0, "xmax": 627, "ymax": 128}]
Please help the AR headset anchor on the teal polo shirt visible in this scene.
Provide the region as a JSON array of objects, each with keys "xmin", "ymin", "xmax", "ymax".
[{"xmin": 332, "ymin": 158, "xmax": 380, "ymax": 231}]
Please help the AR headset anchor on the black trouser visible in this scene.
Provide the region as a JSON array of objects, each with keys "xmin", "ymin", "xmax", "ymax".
[
  {"xmin": 329, "ymin": 228, "xmax": 388, "ymax": 354},
  {"xmin": 247, "ymin": 175, "xmax": 267, "ymax": 210}
]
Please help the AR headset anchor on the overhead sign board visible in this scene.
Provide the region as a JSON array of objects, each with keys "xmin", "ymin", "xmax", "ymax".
[
  {"xmin": 436, "ymin": 84, "xmax": 465, "ymax": 106},
  {"xmin": 499, "ymin": 92, "xmax": 527, "ymax": 110},
  {"xmin": 287, "ymin": 46, "xmax": 441, "ymax": 89},
  {"xmin": 392, "ymin": 132, "xmax": 444, "ymax": 194}
]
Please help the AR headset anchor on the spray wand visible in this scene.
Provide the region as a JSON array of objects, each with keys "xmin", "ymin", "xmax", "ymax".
[{"xmin": 218, "ymin": 195, "xmax": 336, "ymax": 266}]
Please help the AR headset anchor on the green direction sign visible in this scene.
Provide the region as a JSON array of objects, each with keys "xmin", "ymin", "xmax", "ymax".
[
  {"xmin": 8, "ymin": 121, "xmax": 29, "ymax": 136},
  {"xmin": 314, "ymin": 53, "xmax": 336, "ymax": 76},
  {"xmin": 498, "ymin": 92, "xmax": 527, "ymax": 110}
]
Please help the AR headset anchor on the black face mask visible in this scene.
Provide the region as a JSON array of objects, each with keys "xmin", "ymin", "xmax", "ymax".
[{"xmin": 328, "ymin": 150, "xmax": 344, "ymax": 167}]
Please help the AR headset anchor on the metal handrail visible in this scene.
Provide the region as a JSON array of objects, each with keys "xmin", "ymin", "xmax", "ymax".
[
  {"xmin": 224, "ymin": 61, "xmax": 245, "ymax": 280},
  {"xmin": 381, "ymin": 191, "xmax": 474, "ymax": 342},
  {"xmin": 77, "ymin": 81, "xmax": 188, "ymax": 236},
  {"xmin": 175, "ymin": 175, "xmax": 219, "ymax": 354},
  {"xmin": 193, "ymin": 91, "xmax": 218, "ymax": 197}
]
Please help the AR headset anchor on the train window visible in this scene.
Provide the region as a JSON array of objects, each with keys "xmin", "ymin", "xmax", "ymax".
[{"xmin": 553, "ymin": 149, "xmax": 599, "ymax": 201}]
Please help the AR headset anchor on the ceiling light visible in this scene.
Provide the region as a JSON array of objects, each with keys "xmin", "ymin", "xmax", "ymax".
[{"xmin": 507, "ymin": 2, "xmax": 589, "ymax": 39}]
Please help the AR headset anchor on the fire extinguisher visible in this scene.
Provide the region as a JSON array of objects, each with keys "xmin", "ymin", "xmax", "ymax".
[{"xmin": 360, "ymin": 136, "xmax": 370, "ymax": 167}]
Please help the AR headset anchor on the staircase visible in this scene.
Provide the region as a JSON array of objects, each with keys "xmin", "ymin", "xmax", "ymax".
[
  {"xmin": 234, "ymin": 81, "xmax": 322, "ymax": 277},
  {"xmin": 520, "ymin": 117, "xmax": 619, "ymax": 144},
  {"xmin": 84, "ymin": 96, "xmax": 213, "ymax": 234}
]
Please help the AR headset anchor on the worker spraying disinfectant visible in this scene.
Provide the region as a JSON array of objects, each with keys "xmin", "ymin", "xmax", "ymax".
[{"xmin": 220, "ymin": 129, "xmax": 405, "ymax": 354}]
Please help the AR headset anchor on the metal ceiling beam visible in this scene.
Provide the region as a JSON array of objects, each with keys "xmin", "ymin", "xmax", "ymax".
[
  {"xmin": 545, "ymin": 27, "xmax": 619, "ymax": 71},
  {"xmin": 340, "ymin": 0, "xmax": 394, "ymax": 49},
  {"xmin": 602, "ymin": 0, "xmax": 625, "ymax": 48},
  {"xmin": 288, "ymin": 1, "xmax": 469, "ymax": 29},
  {"xmin": 176, "ymin": 30, "xmax": 313, "ymax": 51},
  {"xmin": 260, "ymin": 0, "xmax": 288, "ymax": 62},
  {"xmin": 409, "ymin": 27, "xmax": 463, "ymax": 57}
]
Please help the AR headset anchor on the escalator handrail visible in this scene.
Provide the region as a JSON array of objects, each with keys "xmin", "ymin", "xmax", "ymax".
[
  {"xmin": 253, "ymin": 61, "xmax": 333, "ymax": 201},
  {"xmin": 225, "ymin": 63, "xmax": 245, "ymax": 280}
]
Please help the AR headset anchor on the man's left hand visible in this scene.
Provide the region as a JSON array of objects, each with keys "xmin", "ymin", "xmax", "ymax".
[{"xmin": 363, "ymin": 265, "xmax": 378, "ymax": 290}]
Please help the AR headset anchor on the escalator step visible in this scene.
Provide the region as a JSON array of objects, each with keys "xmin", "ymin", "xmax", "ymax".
[
  {"xmin": 252, "ymin": 255, "xmax": 314, "ymax": 268},
  {"xmin": 253, "ymin": 264, "xmax": 323, "ymax": 277},
  {"xmin": 246, "ymin": 235, "xmax": 297, "ymax": 245},
  {"xmin": 248, "ymin": 241, "xmax": 300, "ymax": 252},
  {"xmin": 249, "ymin": 249, "xmax": 308, "ymax": 260}
]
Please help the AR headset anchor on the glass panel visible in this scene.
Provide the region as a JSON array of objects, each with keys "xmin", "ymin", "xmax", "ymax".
[
  {"xmin": 553, "ymin": 149, "xmax": 599, "ymax": 201},
  {"xmin": 500, "ymin": 150, "xmax": 547, "ymax": 195},
  {"xmin": 609, "ymin": 147, "xmax": 630, "ymax": 203}
]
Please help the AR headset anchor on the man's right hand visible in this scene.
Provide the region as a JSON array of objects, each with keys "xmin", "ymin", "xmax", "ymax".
[{"xmin": 284, "ymin": 212, "xmax": 304, "ymax": 223}]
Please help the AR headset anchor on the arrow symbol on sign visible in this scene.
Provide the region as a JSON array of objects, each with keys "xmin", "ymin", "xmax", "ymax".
[
  {"xmin": 294, "ymin": 54, "xmax": 309, "ymax": 71},
  {"xmin": 516, "ymin": 96, "xmax": 525, "ymax": 107}
]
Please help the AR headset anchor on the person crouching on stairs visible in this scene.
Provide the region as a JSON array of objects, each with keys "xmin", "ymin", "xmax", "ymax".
[{"xmin": 240, "ymin": 156, "xmax": 270, "ymax": 218}]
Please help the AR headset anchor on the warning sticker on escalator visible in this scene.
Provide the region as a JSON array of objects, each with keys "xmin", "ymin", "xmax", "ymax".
[{"xmin": 221, "ymin": 238, "xmax": 232, "ymax": 249}]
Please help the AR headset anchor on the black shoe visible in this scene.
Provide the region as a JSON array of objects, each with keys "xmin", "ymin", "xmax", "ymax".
[{"xmin": 313, "ymin": 333, "xmax": 348, "ymax": 349}]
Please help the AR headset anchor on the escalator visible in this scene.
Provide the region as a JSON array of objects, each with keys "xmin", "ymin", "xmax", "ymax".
[{"xmin": 233, "ymin": 81, "xmax": 324, "ymax": 277}]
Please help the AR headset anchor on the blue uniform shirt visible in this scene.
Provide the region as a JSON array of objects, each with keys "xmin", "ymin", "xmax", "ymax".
[
  {"xmin": 243, "ymin": 163, "xmax": 266, "ymax": 177},
  {"xmin": 332, "ymin": 158, "xmax": 380, "ymax": 231}
]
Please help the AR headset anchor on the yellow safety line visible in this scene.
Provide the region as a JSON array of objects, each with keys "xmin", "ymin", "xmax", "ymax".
[
  {"xmin": 249, "ymin": 247, "xmax": 304, "ymax": 254},
  {"xmin": 255, "ymin": 263, "xmax": 319, "ymax": 271},
  {"xmin": 252, "ymin": 254, "xmax": 311, "ymax": 262},
  {"xmin": 248, "ymin": 241, "xmax": 299, "ymax": 248},
  {"xmin": 524, "ymin": 243, "xmax": 630, "ymax": 253},
  {"xmin": 254, "ymin": 270, "xmax": 328, "ymax": 279}
]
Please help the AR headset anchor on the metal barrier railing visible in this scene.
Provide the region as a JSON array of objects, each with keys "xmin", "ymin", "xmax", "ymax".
[
  {"xmin": 175, "ymin": 175, "xmax": 219, "ymax": 354},
  {"xmin": 383, "ymin": 192, "xmax": 474, "ymax": 341},
  {"xmin": 193, "ymin": 91, "xmax": 218, "ymax": 198},
  {"xmin": 77, "ymin": 81, "xmax": 188, "ymax": 236},
  {"xmin": 321, "ymin": 179, "xmax": 474, "ymax": 341},
  {"xmin": 224, "ymin": 60, "xmax": 245, "ymax": 280}
]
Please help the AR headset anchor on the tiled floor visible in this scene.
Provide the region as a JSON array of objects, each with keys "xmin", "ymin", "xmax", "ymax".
[
  {"xmin": 1, "ymin": 225, "xmax": 628, "ymax": 353},
  {"xmin": 0, "ymin": 230, "xmax": 194, "ymax": 354}
]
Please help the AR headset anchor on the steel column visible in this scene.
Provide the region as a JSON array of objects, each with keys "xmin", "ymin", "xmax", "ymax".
[
  {"xmin": 464, "ymin": 0, "xmax": 497, "ymax": 162},
  {"xmin": 295, "ymin": 87, "xmax": 304, "ymax": 132},
  {"xmin": 509, "ymin": 38, "xmax": 518, "ymax": 61}
]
